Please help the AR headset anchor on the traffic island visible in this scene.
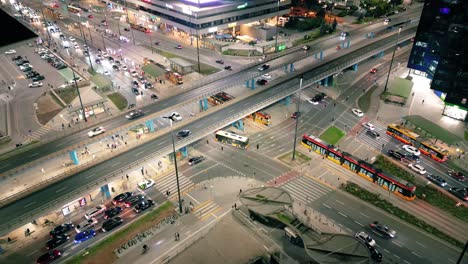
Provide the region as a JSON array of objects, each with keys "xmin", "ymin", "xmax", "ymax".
[
  {"xmin": 278, "ymin": 151, "xmax": 311, "ymax": 166},
  {"xmin": 239, "ymin": 187, "xmax": 371, "ymax": 263}
]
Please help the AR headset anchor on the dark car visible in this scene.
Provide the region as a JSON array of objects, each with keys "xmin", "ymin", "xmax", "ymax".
[
  {"xmin": 108, "ymin": 56, "xmax": 114, "ymax": 62},
  {"xmin": 49, "ymin": 223, "xmax": 74, "ymax": 238},
  {"xmin": 426, "ymin": 174, "xmax": 447, "ymax": 187},
  {"xmin": 26, "ymin": 71, "xmax": 40, "ymax": 78},
  {"xmin": 124, "ymin": 194, "xmax": 145, "ymax": 208},
  {"xmin": 112, "ymin": 192, "xmax": 133, "ymax": 205},
  {"xmin": 46, "ymin": 235, "xmax": 69, "ymax": 250},
  {"xmin": 402, "ymin": 153, "xmax": 420, "ymax": 163},
  {"xmin": 104, "ymin": 207, "xmax": 123, "ymax": 220},
  {"xmin": 132, "ymin": 88, "xmax": 140, "ymax": 95},
  {"xmin": 291, "ymin": 111, "xmax": 301, "ymax": 119},
  {"xmin": 366, "ymin": 130, "xmax": 380, "ymax": 139},
  {"xmin": 36, "ymin": 250, "xmax": 61, "ymax": 264},
  {"xmin": 224, "ymin": 65, "xmax": 232, "ymax": 70},
  {"xmin": 125, "ymin": 109, "xmax": 144, "ymax": 120},
  {"xmin": 150, "ymin": 94, "xmax": 158, "ymax": 100},
  {"xmin": 366, "ymin": 244, "xmax": 382, "ymax": 262},
  {"xmin": 387, "ymin": 150, "xmax": 405, "ymax": 160},
  {"xmin": 16, "ymin": 59, "xmax": 29, "ymax": 65},
  {"xmin": 32, "ymin": 75, "xmax": 45, "ymax": 81},
  {"xmin": 216, "ymin": 59, "xmax": 224, "ymax": 64},
  {"xmin": 448, "ymin": 187, "xmax": 468, "ymax": 201},
  {"xmin": 101, "ymin": 217, "xmax": 123, "ymax": 232},
  {"xmin": 256, "ymin": 79, "xmax": 268, "ymax": 85},
  {"xmin": 56, "ymin": 64, "xmax": 67, "ymax": 70},
  {"xmin": 258, "ymin": 64, "xmax": 270, "ymax": 71},
  {"xmin": 127, "ymin": 103, "xmax": 136, "ymax": 109},
  {"xmin": 95, "ymin": 59, "xmax": 101, "ymax": 64},
  {"xmin": 112, "ymin": 65, "xmax": 120, "ymax": 71},
  {"xmin": 177, "ymin": 130, "xmax": 191, "ymax": 139},
  {"xmin": 145, "ymin": 82, "xmax": 153, "ymax": 89},
  {"xmin": 132, "ymin": 81, "xmax": 139, "ymax": 88},
  {"xmin": 369, "ymin": 221, "xmax": 396, "ymax": 238},
  {"xmin": 448, "ymin": 170, "xmax": 466, "ymax": 182},
  {"xmin": 12, "ymin": 55, "xmax": 22, "ymax": 61},
  {"xmin": 22, "ymin": 67, "xmax": 33, "ymax": 72},
  {"xmin": 188, "ymin": 156, "xmax": 205, "ymax": 166},
  {"xmin": 134, "ymin": 199, "xmax": 154, "ymax": 213}
]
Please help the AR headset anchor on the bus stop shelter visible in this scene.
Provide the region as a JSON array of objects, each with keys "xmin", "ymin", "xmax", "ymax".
[{"xmin": 168, "ymin": 58, "xmax": 194, "ymax": 74}]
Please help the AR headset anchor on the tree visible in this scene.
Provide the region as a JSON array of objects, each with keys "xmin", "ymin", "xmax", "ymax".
[{"xmin": 332, "ymin": 18, "xmax": 338, "ymax": 30}]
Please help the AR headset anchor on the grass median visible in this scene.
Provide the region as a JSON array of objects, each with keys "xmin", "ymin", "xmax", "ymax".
[
  {"xmin": 66, "ymin": 201, "xmax": 174, "ymax": 264},
  {"xmin": 341, "ymin": 182, "xmax": 464, "ymax": 249},
  {"xmin": 320, "ymin": 126, "xmax": 345, "ymax": 145}
]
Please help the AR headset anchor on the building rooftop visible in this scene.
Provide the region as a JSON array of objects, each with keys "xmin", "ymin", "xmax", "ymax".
[{"xmin": 0, "ymin": 8, "xmax": 37, "ymax": 48}]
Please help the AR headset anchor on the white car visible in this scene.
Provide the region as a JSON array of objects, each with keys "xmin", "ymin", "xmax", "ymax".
[
  {"xmin": 84, "ymin": 205, "xmax": 106, "ymax": 220},
  {"xmin": 101, "ymin": 52, "xmax": 109, "ymax": 58},
  {"xmin": 137, "ymin": 179, "xmax": 155, "ymax": 190},
  {"xmin": 28, "ymin": 82, "xmax": 43, "ymax": 88},
  {"xmin": 20, "ymin": 64, "xmax": 32, "ymax": 70},
  {"xmin": 73, "ymin": 44, "xmax": 80, "ymax": 49},
  {"xmin": 355, "ymin": 231, "xmax": 376, "ymax": 247},
  {"xmin": 96, "ymin": 54, "xmax": 103, "ymax": 59},
  {"xmin": 5, "ymin": 49, "xmax": 16, "ymax": 54},
  {"xmin": 122, "ymin": 65, "xmax": 128, "ymax": 71},
  {"xmin": 408, "ymin": 163, "xmax": 426, "ymax": 174},
  {"xmin": 171, "ymin": 112, "xmax": 182, "ymax": 121},
  {"xmin": 352, "ymin": 108, "xmax": 364, "ymax": 117},
  {"xmin": 130, "ymin": 70, "xmax": 138, "ymax": 77},
  {"xmin": 308, "ymin": 98, "xmax": 319, "ymax": 105},
  {"xmin": 69, "ymin": 36, "xmax": 75, "ymax": 42},
  {"xmin": 362, "ymin": 122, "xmax": 375, "ymax": 130},
  {"xmin": 261, "ymin": 73, "xmax": 272, "ymax": 79},
  {"xmin": 102, "ymin": 70, "xmax": 110, "ymax": 76},
  {"xmin": 87, "ymin": 126, "xmax": 105, "ymax": 137},
  {"xmin": 402, "ymin": 145, "xmax": 421, "ymax": 156}
]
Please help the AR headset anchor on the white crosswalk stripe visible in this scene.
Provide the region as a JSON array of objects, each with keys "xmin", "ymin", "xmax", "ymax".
[
  {"xmin": 154, "ymin": 172, "xmax": 194, "ymax": 198},
  {"xmin": 29, "ymin": 127, "xmax": 52, "ymax": 140},
  {"xmin": 356, "ymin": 123, "xmax": 392, "ymax": 150},
  {"xmin": 280, "ymin": 176, "xmax": 331, "ymax": 205}
]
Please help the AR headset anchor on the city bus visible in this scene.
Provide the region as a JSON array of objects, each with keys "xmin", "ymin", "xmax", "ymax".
[
  {"xmin": 215, "ymin": 130, "xmax": 249, "ymax": 149},
  {"xmin": 302, "ymin": 134, "xmax": 416, "ymax": 201},
  {"xmin": 386, "ymin": 124, "xmax": 449, "ymax": 162},
  {"xmin": 130, "ymin": 23, "xmax": 150, "ymax": 33},
  {"xmin": 250, "ymin": 111, "xmax": 271, "ymax": 126},
  {"xmin": 67, "ymin": 5, "xmax": 81, "ymax": 13}
]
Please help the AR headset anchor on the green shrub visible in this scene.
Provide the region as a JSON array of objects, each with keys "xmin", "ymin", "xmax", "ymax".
[{"xmin": 337, "ymin": 11, "xmax": 348, "ymax": 17}]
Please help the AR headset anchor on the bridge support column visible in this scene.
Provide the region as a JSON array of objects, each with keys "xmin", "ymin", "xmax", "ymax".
[
  {"xmin": 379, "ymin": 51, "xmax": 384, "ymax": 58},
  {"xmin": 180, "ymin": 146, "xmax": 188, "ymax": 157},
  {"xmin": 322, "ymin": 77, "xmax": 329, "ymax": 87},
  {"xmin": 327, "ymin": 76, "xmax": 333, "ymax": 86},
  {"xmin": 289, "ymin": 63, "xmax": 294, "ymax": 72},
  {"xmin": 145, "ymin": 120, "xmax": 155, "ymax": 132},
  {"xmin": 232, "ymin": 119, "xmax": 244, "ymax": 131},
  {"xmin": 199, "ymin": 98, "xmax": 208, "ymax": 111},
  {"xmin": 345, "ymin": 40, "xmax": 350, "ymax": 49},
  {"xmin": 101, "ymin": 184, "xmax": 111, "ymax": 199},
  {"xmin": 69, "ymin": 150, "xmax": 79, "ymax": 165},
  {"xmin": 283, "ymin": 96, "xmax": 291, "ymax": 106},
  {"xmin": 284, "ymin": 64, "xmax": 288, "ymax": 72},
  {"xmin": 251, "ymin": 79, "xmax": 255, "ymax": 90},
  {"xmin": 245, "ymin": 80, "xmax": 250, "ymax": 88},
  {"xmin": 314, "ymin": 51, "xmax": 323, "ymax": 60},
  {"xmin": 353, "ymin": 63, "xmax": 358, "ymax": 72}
]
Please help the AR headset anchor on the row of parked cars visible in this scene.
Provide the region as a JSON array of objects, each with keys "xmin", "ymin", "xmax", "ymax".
[
  {"xmin": 36, "ymin": 47, "xmax": 68, "ymax": 71},
  {"xmin": 10, "ymin": 55, "xmax": 45, "ymax": 87}
]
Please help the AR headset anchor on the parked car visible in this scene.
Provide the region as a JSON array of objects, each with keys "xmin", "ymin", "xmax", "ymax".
[
  {"xmin": 176, "ymin": 130, "xmax": 191, "ymax": 139},
  {"xmin": 5, "ymin": 49, "xmax": 16, "ymax": 54},
  {"xmin": 103, "ymin": 207, "xmax": 123, "ymax": 220},
  {"xmin": 112, "ymin": 192, "xmax": 133, "ymax": 205},
  {"xmin": 137, "ymin": 179, "xmax": 155, "ymax": 190},
  {"xmin": 134, "ymin": 199, "xmax": 154, "ymax": 213},
  {"xmin": 87, "ymin": 127, "xmax": 105, "ymax": 137},
  {"xmin": 101, "ymin": 217, "xmax": 123, "ymax": 232},
  {"xmin": 74, "ymin": 230, "xmax": 96, "ymax": 244},
  {"xmin": 408, "ymin": 163, "xmax": 426, "ymax": 174},
  {"xmin": 303, "ymin": 45, "xmax": 311, "ymax": 50},
  {"xmin": 12, "ymin": 55, "xmax": 22, "ymax": 61},
  {"xmin": 49, "ymin": 223, "xmax": 74, "ymax": 238},
  {"xmin": 369, "ymin": 222, "xmax": 396, "ymax": 238},
  {"xmin": 257, "ymin": 64, "xmax": 270, "ymax": 71},
  {"xmin": 448, "ymin": 170, "xmax": 466, "ymax": 181},
  {"xmin": 352, "ymin": 108, "xmax": 364, "ymax": 117},
  {"xmin": 145, "ymin": 83, "xmax": 153, "ymax": 89},
  {"xmin": 127, "ymin": 103, "xmax": 136, "ymax": 109},
  {"xmin": 32, "ymin": 75, "xmax": 45, "ymax": 81},
  {"xmin": 215, "ymin": 59, "xmax": 224, "ymax": 64},
  {"xmin": 46, "ymin": 235, "xmax": 69, "ymax": 250},
  {"xmin": 448, "ymin": 187, "xmax": 468, "ymax": 201},
  {"xmin": 84, "ymin": 205, "xmax": 106, "ymax": 220},
  {"xmin": 188, "ymin": 156, "xmax": 205, "ymax": 166},
  {"xmin": 36, "ymin": 250, "xmax": 61, "ymax": 264},
  {"xmin": 354, "ymin": 231, "xmax": 376, "ymax": 247},
  {"xmin": 224, "ymin": 65, "xmax": 232, "ymax": 70},
  {"xmin": 291, "ymin": 111, "xmax": 301, "ymax": 119},
  {"xmin": 362, "ymin": 122, "xmax": 375, "ymax": 130},
  {"xmin": 402, "ymin": 145, "xmax": 421, "ymax": 156},
  {"xmin": 28, "ymin": 81, "xmax": 43, "ymax": 88},
  {"xmin": 125, "ymin": 109, "xmax": 144, "ymax": 120},
  {"xmin": 124, "ymin": 194, "xmax": 145, "ymax": 208}
]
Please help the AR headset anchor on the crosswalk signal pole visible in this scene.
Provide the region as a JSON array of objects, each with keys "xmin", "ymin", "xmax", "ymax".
[{"xmin": 292, "ymin": 76, "xmax": 303, "ymax": 161}]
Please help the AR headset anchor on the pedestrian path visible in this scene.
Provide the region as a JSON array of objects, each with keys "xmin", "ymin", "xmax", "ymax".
[
  {"xmin": 153, "ymin": 170, "xmax": 194, "ymax": 200},
  {"xmin": 191, "ymin": 200, "xmax": 222, "ymax": 221},
  {"xmin": 279, "ymin": 175, "xmax": 332, "ymax": 205}
]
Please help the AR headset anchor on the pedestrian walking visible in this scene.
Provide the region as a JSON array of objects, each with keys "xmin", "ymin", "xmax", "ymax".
[
  {"xmin": 145, "ymin": 169, "xmax": 148, "ymax": 175},
  {"xmin": 234, "ymin": 203, "xmax": 237, "ymax": 210},
  {"xmin": 239, "ymin": 189, "xmax": 242, "ymax": 194},
  {"xmin": 41, "ymin": 168, "xmax": 45, "ymax": 173},
  {"xmin": 141, "ymin": 167, "xmax": 144, "ymax": 175},
  {"xmin": 126, "ymin": 174, "xmax": 129, "ymax": 180},
  {"xmin": 422, "ymin": 99, "xmax": 425, "ymax": 104},
  {"xmin": 7, "ymin": 237, "xmax": 11, "ymax": 243}
]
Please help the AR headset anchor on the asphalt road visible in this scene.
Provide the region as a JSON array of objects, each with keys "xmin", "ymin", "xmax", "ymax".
[{"xmin": 0, "ymin": 9, "xmax": 422, "ymax": 175}]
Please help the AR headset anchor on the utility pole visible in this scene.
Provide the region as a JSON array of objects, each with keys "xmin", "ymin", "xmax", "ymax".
[
  {"xmin": 292, "ymin": 76, "xmax": 303, "ymax": 161},
  {"xmin": 71, "ymin": 69, "xmax": 87, "ymax": 122},
  {"xmin": 163, "ymin": 115, "xmax": 183, "ymax": 214},
  {"xmin": 384, "ymin": 27, "xmax": 402, "ymax": 93}
]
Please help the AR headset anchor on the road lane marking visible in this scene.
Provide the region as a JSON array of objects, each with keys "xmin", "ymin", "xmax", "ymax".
[
  {"xmin": 412, "ymin": 252, "xmax": 421, "ymax": 258},
  {"xmin": 403, "ymin": 260, "xmax": 411, "ymax": 264},
  {"xmin": 338, "ymin": 212, "xmax": 347, "ymax": 218},
  {"xmin": 56, "ymin": 187, "xmax": 67, "ymax": 193},
  {"xmin": 393, "ymin": 254, "xmax": 400, "ymax": 259},
  {"xmin": 86, "ymin": 173, "xmax": 96, "ymax": 179},
  {"xmin": 322, "ymin": 203, "xmax": 332, "ymax": 209},
  {"xmin": 392, "ymin": 240, "xmax": 403, "ymax": 247},
  {"xmin": 30, "ymin": 153, "xmax": 39, "ymax": 157},
  {"xmin": 448, "ymin": 259, "xmax": 456, "ymax": 263},
  {"xmin": 360, "ymin": 212, "xmax": 369, "ymax": 218},
  {"xmin": 416, "ymin": 242, "xmax": 426, "ymax": 248},
  {"xmin": 158, "ymin": 140, "xmax": 168, "ymax": 146},
  {"xmin": 0, "ymin": 164, "xmax": 8, "ymax": 169},
  {"xmin": 186, "ymin": 193, "xmax": 200, "ymax": 204},
  {"xmin": 26, "ymin": 250, "xmax": 39, "ymax": 257},
  {"xmin": 354, "ymin": 221, "xmax": 363, "ymax": 227},
  {"xmin": 24, "ymin": 202, "xmax": 36, "ymax": 208},
  {"xmin": 111, "ymin": 162, "xmax": 121, "ymax": 167},
  {"xmin": 56, "ymin": 142, "xmax": 64, "ymax": 147},
  {"xmin": 136, "ymin": 151, "xmax": 144, "ymax": 156},
  {"xmin": 335, "ymin": 200, "xmax": 344, "ymax": 205},
  {"xmin": 383, "ymin": 249, "xmax": 389, "ymax": 253}
]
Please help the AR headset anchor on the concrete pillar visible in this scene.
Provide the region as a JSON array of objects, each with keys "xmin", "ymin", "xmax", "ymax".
[
  {"xmin": 145, "ymin": 120, "xmax": 155, "ymax": 132},
  {"xmin": 283, "ymin": 96, "xmax": 291, "ymax": 106},
  {"xmin": 353, "ymin": 64, "xmax": 358, "ymax": 72},
  {"xmin": 284, "ymin": 64, "xmax": 288, "ymax": 72},
  {"xmin": 323, "ymin": 77, "xmax": 329, "ymax": 87},
  {"xmin": 319, "ymin": 51, "xmax": 323, "ymax": 60},
  {"xmin": 246, "ymin": 80, "xmax": 250, "ymax": 88},
  {"xmin": 379, "ymin": 51, "xmax": 384, "ymax": 58},
  {"xmin": 199, "ymin": 98, "xmax": 208, "ymax": 111},
  {"xmin": 251, "ymin": 79, "xmax": 255, "ymax": 90},
  {"xmin": 237, "ymin": 119, "xmax": 244, "ymax": 131},
  {"xmin": 180, "ymin": 146, "xmax": 188, "ymax": 157},
  {"xmin": 289, "ymin": 63, "xmax": 294, "ymax": 72},
  {"xmin": 101, "ymin": 184, "xmax": 111, "ymax": 199},
  {"xmin": 346, "ymin": 40, "xmax": 350, "ymax": 49},
  {"xmin": 69, "ymin": 150, "xmax": 79, "ymax": 165}
]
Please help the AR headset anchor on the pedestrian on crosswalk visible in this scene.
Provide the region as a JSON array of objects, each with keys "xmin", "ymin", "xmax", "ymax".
[{"xmin": 126, "ymin": 174, "xmax": 129, "ymax": 181}]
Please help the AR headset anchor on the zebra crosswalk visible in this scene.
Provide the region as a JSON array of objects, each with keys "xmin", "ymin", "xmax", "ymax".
[
  {"xmin": 356, "ymin": 122, "xmax": 392, "ymax": 151},
  {"xmin": 191, "ymin": 200, "xmax": 222, "ymax": 221},
  {"xmin": 279, "ymin": 175, "xmax": 332, "ymax": 205},
  {"xmin": 153, "ymin": 171, "xmax": 194, "ymax": 199},
  {"xmin": 28, "ymin": 126, "xmax": 52, "ymax": 140}
]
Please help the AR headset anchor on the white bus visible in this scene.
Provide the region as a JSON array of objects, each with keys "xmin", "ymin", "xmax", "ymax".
[{"xmin": 215, "ymin": 130, "xmax": 249, "ymax": 149}]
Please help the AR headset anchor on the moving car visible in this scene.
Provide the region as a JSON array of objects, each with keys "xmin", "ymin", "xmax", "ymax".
[
  {"xmin": 127, "ymin": 103, "xmax": 136, "ymax": 109},
  {"xmin": 258, "ymin": 64, "xmax": 270, "ymax": 71},
  {"xmin": 177, "ymin": 129, "xmax": 191, "ymax": 139},
  {"xmin": 362, "ymin": 122, "xmax": 375, "ymax": 130},
  {"xmin": 170, "ymin": 112, "xmax": 182, "ymax": 121},
  {"xmin": 29, "ymin": 82, "xmax": 43, "ymax": 88},
  {"xmin": 215, "ymin": 59, "xmax": 224, "ymax": 64},
  {"xmin": 384, "ymin": 18, "xmax": 391, "ymax": 24},
  {"xmin": 308, "ymin": 94, "xmax": 325, "ymax": 105},
  {"xmin": 188, "ymin": 156, "xmax": 205, "ymax": 166},
  {"xmin": 49, "ymin": 223, "xmax": 74, "ymax": 238},
  {"xmin": 36, "ymin": 250, "xmax": 61, "ymax": 264},
  {"xmin": 137, "ymin": 179, "xmax": 155, "ymax": 190},
  {"xmin": 448, "ymin": 170, "xmax": 465, "ymax": 181},
  {"xmin": 46, "ymin": 235, "xmax": 69, "ymax": 250},
  {"xmin": 75, "ymin": 218, "xmax": 98, "ymax": 233},
  {"xmin": 121, "ymin": 65, "xmax": 128, "ymax": 71},
  {"xmin": 84, "ymin": 205, "xmax": 107, "ymax": 220},
  {"xmin": 74, "ymin": 230, "xmax": 96, "ymax": 244},
  {"xmin": 261, "ymin": 73, "xmax": 272, "ymax": 79},
  {"xmin": 69, "ymin": 37, "xmax": 75, "ymax": 42},
  {"xmin": 303, "ymin": 45, "xmax": 311, "ymax": 50},
  {"xmin": 112, "ymin": 192, "xmax": 133, "ymax": 205},
  {"xmin": 291, "ymin": 111, "xmax": 301, "ymax": 119},
  {"xmin": 134, "ymin": 199, "xmax": 154, "ymax": 213},
  {"xmin": 354, "ymin": 231, "xmax": 376, "ymax": 247},
  {"xmin": 145, "ymin": 83, "xmax": 153, "ymax": 89},
  {"xmin": 103, "ymin": 207, "xmax": 123, "ymax": 220},
  {"xmin": 101, "ymin": 217, "xmax": 123, "ymax": 232},
  {"xmin": 175, "ymin": 45, "xmax": 183, "ymax": 49},
  {"xmin": 5, "ymin": 49, "xmax": 16, "ymax": 54},
  {"xmin": 224, "ymin": 65, "xmax": 232, "ymax": 70},
  {"xmin": 131, "ymin": 70, "xmax": 138, "ymax": 77},
  {"xmin": 124, "ymin": 194, "xmax": 145, "ymax": 208},
  {"xmin": 370, "ymin": 68, "xmax": 378, "ymax": 74},
  {"xmin": 426, "ymin": 174, "xmax": 447, "ymax": 187},
  {"xmin": 102, "ymin": 70, "xmax": 110, "ymax": 76},
  {"xmin": 151, "ymin": 94, "xmax": 158, "ymax": 100},
  {"xmin": 408, "ymin": 163, "xmax": 426, "ymax": 174},
  {"xmin": 402, "ymin": 145, "xmax": 421, "ymax": 156},
  {"xmin": 448, "ymin": 187, "xmax": 468, "ymax": 201},
  {"xmin": 256, "ymin": 79, "xmax": 268, "ymax": 85},
  {"xmin": 366, "ymin": 130, "xmax": 380, "ymax": 139},
  {"xmin": 95, "ymin": 59, "xmax": 101, "ymax": 64},
  {"xmin": 339, "ymin": 32, "xmax": 349, "ymax": 40},
  {"xmin": 87, "ymin": 127, "xmax": 105, "ymax": 137},
  {"xmin": 352, "ymin": 108, "xmax": 364, "ymax": 117},
  {"xmin": 369, "ymin": 222, "xmax": 396, "ymax": 238},
  {"xmin": 125, "ymin": 110, "xmax": 144, "ymax": 120},
  {"xmin": 367, "ymin": 244, "xmax": 383, "ymax": 262}
]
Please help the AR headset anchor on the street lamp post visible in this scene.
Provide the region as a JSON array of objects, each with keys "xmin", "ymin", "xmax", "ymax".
[
  {"xmin": 292, "ymin": 76, "xmax": 303, "ymax": 161},
  {"xmin": 71, "ymin": 69, "xmax": 87, "ymax": 122},
  {"xmin": 162, "ymin": 114, "xmax": 183, "ymax": 214},
  {"xmin": 274, "ymin": 0, "xmax": 280, "ymax": 53},
  {"xmin": 384, "ymin": 27, "xmax": 402, "ymax": 93},
  {"xmin": 195, "ymin": 13, "xmax": 201, "ymax": 73},
  {"xmin": 123, "ymin": 0, "xmax": 136, "ymax": 45}
]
